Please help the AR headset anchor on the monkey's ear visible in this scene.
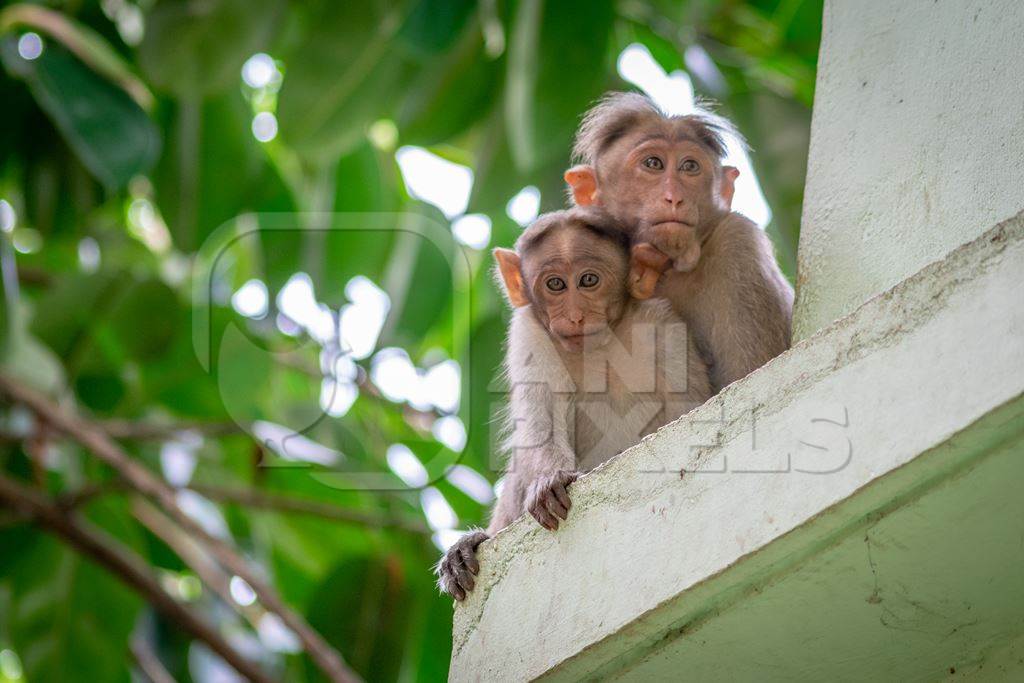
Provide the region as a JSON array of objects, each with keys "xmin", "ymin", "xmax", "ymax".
[
  {"xmin": 720, "ymin": 166, "xmax": 740, "ymax": 209},
  {"xmin": 629, "ymin": 243, "xmax": 672, "ymax": 299},
  {"xmin": 564, "ymin": 165, "xmax": 598, "ymax": 206},
  {"xmin": 493, "ymin": 248, "xmax": 529, "ymax": 307}
]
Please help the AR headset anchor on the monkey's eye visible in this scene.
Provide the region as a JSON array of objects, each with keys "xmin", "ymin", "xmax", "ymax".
[
  {"xmin": 546, "ymin": 277, "xmax": 567, "ymax": 292},
  {"xmin": 578, "ymin": 272, "xmax": 600, "ymax": 288},
  {"xmin": 680, "ymin": 159, "xmax": 701, "ymax": 174},
  {"xmin": 642, "ymin": 156, "xmax": 664, "ymax": 170}
]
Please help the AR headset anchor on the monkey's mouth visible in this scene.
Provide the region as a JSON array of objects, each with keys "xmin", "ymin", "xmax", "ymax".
[
  {"xmin": 652, "ymin": 219, "xmax": 696, "ymax": 230},
  {"xmin": 558, "ymin": 329, "xmax": 608, "ymax": 351}
]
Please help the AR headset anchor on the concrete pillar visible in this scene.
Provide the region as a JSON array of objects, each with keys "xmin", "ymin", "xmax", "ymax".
[{"xmin": 794, "ymin": 0, "xmax": 1024, "ymax": 341}]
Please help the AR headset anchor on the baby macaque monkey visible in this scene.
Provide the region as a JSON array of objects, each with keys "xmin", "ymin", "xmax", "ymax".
[
  {"xmin": 437, "ymin": 207, "xmax": 711, "ymax": 600},
  {"xmin": 565, "ymin": 92, "xmax": 794, "ymax": 392}
]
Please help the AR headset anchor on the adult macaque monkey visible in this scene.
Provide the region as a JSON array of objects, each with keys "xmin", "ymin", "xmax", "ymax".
[
  {"xmin": 565, "ymin": 92, "xmax": 794, "ymax": 392},
  {"xmin": 437, "ymin": 207, "xmax": 711, "ymax": 600}
]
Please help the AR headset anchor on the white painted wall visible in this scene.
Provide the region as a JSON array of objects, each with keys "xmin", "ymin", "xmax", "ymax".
[
  {"xmin": 793, "ymin": 0, "xmax": 1024, "ymax": 341},
  {"xmin": 450, "ymin": 213, "xmax": 1024, "ymax": 681}
]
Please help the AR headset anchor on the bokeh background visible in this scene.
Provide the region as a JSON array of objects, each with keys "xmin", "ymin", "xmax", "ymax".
[{"xmin": 0, "ymin": 1, "xmax": 821, "ymax": 680}]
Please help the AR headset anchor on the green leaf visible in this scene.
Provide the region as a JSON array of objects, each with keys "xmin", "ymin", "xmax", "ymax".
[
  {"xmin": 397, "ymin": 0, "xmax": 476, "ymax": 54},
  {"xmin": 317, "ymin": 142, "xmax": 403, "ymax": 302},
  {"xmin": 152, "ymin": 92, "xmax": 295, "ymax": 252},
  {"xmin": 0, "ymin": 2, "xmax": 154, "ymax": 110},
  {"xmin": 0, "ymin": 39, "xmax": 160, "ymax": 190},
  {"xmin": 275, "ymin": 0, "xmax": 412, "ymax": 162},
  {"xmin": 109, "ymin": 278, "xmax": 180, "ymax": 361},
  {"xmin": 505, "ymin": 0, "xmax": 615, "ymax": 171},
  {"xmin": 138, "ymin": 0, "xmax": 283, "ymax": 97},
  {"xmin": 380, "ymin": 204, "xmax": 456, "ymax": 347},
  {"xmin": 304, "ymin": 555, "xmax": 416, "ymax": 681},
  {"xmin": 0, "ymin": 509, "xmax": 143, "ymax": 683},
  {"xmin": 397, "ymin": 12, "xmax": 501, "ymax": 146},
  {"xmin": 29, "ymin": 272, "xmax": 119, "ymax": 359},
  {"xmin": 462, "ymin": 312, "xmax": 505, "ymax": 478},
  {"xmin": 0, "ymin": 299, "xmax": 65, "ymax": 394}
]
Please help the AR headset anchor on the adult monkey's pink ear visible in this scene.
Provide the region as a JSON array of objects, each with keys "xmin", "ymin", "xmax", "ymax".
[
  {"xmin": 493, "ymin": 248, "xmax": 529, "ymax": 307},
  {"xmin": 628, "ymin": 243, "xmax": 672, "ymax": 299},
  {"xmin": 564, "ymin": 165, "xmax": 598, "ymax": 206},
  {"xmin": 720, "ymin": 166, "xmax": 740, "ymax": 209}
]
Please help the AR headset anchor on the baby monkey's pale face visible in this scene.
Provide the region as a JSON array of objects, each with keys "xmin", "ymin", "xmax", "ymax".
[{"xmin": 521, "ymin": 223, "xmax": 629, "ymax": 352}]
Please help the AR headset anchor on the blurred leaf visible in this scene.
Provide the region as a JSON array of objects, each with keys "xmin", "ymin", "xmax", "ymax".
[
  {"xmin": 0, "ymin": 299, "xmax": 64, "ymax": 394},
  {"xmin": 397, "ymin": 0, "xmax": 477, "ymax": 54},
  {"xmin": 276, "ymin": 1, "xmax": 413, "ymax": 163},
  {"xmin": 0, "ymin": 2, "xmax": 154, "ymax": 109},
  {"xmin": 138, "ymin": 0, "xmax": 283, "ymax": 97},
  {"xmin": 0, "ymin": 39, "xmax": 160, "ymax": 190},
  {"xmin": 109, "ymin": 278, "xmax": 180, "ymax": 361},
  {"xmin": 0, "ymin": 506, "xmax": 143, "ymax": 683},
  {"xmin": 462, "ymin": 312, "xmax": 504, "ymax": 478},
  {"xmin": 615, "ymin": 20, "xmax": 685, "ymax": 75},
  {"xmin": 380, "ymin": 205, "xmax": 455, "ymax": 347},
  {"xmin": 305, "ymin": 555, "xmax": 414, "ymax": 681},
  {"xmin": 319, "ymin": 143, "xmax": 404, "ymax": 301},
  {"xmin": 29, "ymin": 272, "xmax": 120, "ymax": 358},
  {"xmin": 216, "ymin": 320, "xmax": 275, "ymax": 424},
  {"xmin": 152, "ymin": 92, "xmax": 294, "ymax": 251},
  {"xmin": 74, "ymin": 370, "xmax": 126, "ymax": 412},
  {"xmin": 505, "ymin": 0, "xmax": 615, "ymax": 171},
  {"xmin": 397, "ymin": 14, "xmax": 501, "ymax": 146}
]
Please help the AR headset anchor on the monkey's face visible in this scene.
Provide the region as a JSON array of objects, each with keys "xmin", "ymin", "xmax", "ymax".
[
  {"xmin": 596, "ymin": 121, "xmax": 729, "ymax": 235},
  {"xmin": 523, "ymin": 225, "xmax": 629, "ymax": 353}
]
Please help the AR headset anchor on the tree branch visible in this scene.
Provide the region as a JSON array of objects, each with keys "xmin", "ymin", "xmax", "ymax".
[
  {"xmin": 0, "ymin": 374, "xmax": 360, "ymax": 683},
  {"xmin": 130, "ymin": 634, "xmax": 177, "ymax": 683},
  {"xmin": 60, "ymin": 481, "xmax": 430, "ymax": 535},
  {"xmin": 0, "ymin": 473, "xmax": 273, "ymax": 683},
  {"xmin": 131, "ymin": 497, "xmax": 265, "ymax": 630},
  {"xmin": 193, "ymin": 484, "xmax": 431, "ymax": 534}
]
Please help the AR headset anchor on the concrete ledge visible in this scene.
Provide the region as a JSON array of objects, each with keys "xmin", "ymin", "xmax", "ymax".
[{"xmin": 450, "ymin": 211, "xmax": 1024, "ymax": 681}]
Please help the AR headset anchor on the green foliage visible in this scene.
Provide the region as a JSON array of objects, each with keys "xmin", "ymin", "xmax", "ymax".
[
  {"xmin": 0, "ymin": 1, "xmax": 821, "ymax": 680},
  {"xmin": 0, "ymin": 39, "xmax": 159, "ymax": 190}
]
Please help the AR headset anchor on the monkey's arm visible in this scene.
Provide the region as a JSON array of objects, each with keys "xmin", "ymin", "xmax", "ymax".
[
  {"xmin": 491, "ymin": 377, "xmax": 578, "ymax": 532},
  {"xmin": 436, "ymin": 400, "xmax": 577, "ymax": 600},
  {"xmin": 437, "ymin": 323, "xmax": 578, "ymax": 600},
  {"xmin": 701, "ymin": 214, "xmax": 794, "ymax": 390},
  {"xmin": 636, "ymin": 221, "xmax": 702, "ymax": 273}
]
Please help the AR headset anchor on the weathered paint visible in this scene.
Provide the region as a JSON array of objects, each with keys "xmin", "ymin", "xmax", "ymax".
[
  {"xmin": 793, "ymin": 0, "xmax": 1024, "ymax": 341},
  {"xmin": 449, "ymin": 212, "xmax": 1024, "ymax": 681},
  {"xmin": 607, "ymin": 398, "xmax": 1024, "ymax": 681}
]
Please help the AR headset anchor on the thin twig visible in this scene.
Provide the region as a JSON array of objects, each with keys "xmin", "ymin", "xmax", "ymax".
[
  {"xmin": 0, "ymin": 374, "xmax": 360, "ymax": 683},
  {"xmin": 60, "ymin": 481, "xmax": 430, "ymax": 535},
  {"xmin": 130, "ymin": 635, "xmax": 177, "ymax": 683},
  {"xmin": 131, "ymin": 497, "xmax": 264, "ymax": 629},
  {"xmin": 0, "ymin": 473, "xmax": 272, "ymax": 683},
  {"xmin": 190, "ymin": 484, "xmax": 430, "ymax": 535}
]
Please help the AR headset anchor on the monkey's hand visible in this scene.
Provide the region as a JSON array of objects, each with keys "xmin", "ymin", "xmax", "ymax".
[
  {"xmin": 526, "ymin": 470, "xmax": 578, "ymax": 531},
  {"xmin": 639, "ymin": 222, "xmax": 701, "ymax": 273},
  {"xmin": 436, "ymin": 530, "xmax": 489, "ymax": 601}
]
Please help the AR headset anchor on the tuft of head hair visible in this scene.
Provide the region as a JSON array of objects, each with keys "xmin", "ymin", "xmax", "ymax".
[
  {"xmin": 514, "ymin": 206, "xmax": 629, "ymax": 255},
  {"xmin": 572, "ymin": 91, "xmax": 746, "ymax": 165}
]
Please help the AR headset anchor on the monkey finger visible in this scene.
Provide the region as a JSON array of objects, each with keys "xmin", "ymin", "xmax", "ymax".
[
  {"xmin": 450, "ymin": 580, "xmax": 466, "ymax": 601},
  {"xmin": 542, "ymin": 507, "xmax": 560, "ymax": 530},
  {"xmin": 530, "ymin": 506, "xmax": 555, "ymax": 530},
  {"xmin": 545, "ymin": 493, "xmax": 569, "ymax": 521},
  {"xmin": 455, "ymin": 564, "xmax": 476, "ymax": 593},
  {"xmin": 448, "ymin": 548, "xmax": 466, "ymax": 572},
  {"xmin": 458, "ymin": 544, "xmax": 480, "ymax": 574},
  {"xmin": 551, "ymin": 482, "xmax": 572, "ymax": 511}
]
